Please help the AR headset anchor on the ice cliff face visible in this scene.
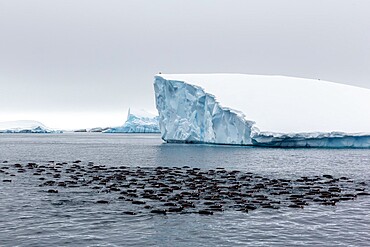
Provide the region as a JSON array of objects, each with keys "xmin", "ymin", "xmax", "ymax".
[
  {"xmin": 154, "ymin": 74, "xmax": 370, "ymax": 148},
  {"xmin": 104, "ymin": 109, "xmax": 160, "ymax": 133},
  {"xmin": 154, "ymin": 77, "xmax": 254, "ymax": 145},
  {"xmin": 0, "ymin": 120, "xmax": 60, "ymax": 133}
]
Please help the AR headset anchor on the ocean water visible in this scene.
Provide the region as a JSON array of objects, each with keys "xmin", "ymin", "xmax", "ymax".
[{"xmin": 0, "ymin": 133, "xmax": 369, "ymax": 246}]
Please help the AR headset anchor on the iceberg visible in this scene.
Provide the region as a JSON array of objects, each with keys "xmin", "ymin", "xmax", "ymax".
[
  {"xmin": 88, "ymin": 127, "xmax": 109, "ymax": 133},
  {"xmin": 103, "ymin": 109, "xmax": 160, "ymax": 133},
  {"xmin": 154, "ymin": 74, "xmax": 370, "ymax": 148},
  {"xmin": 0, "ymin": 120, "xmax": 61, "ymax": 133}
]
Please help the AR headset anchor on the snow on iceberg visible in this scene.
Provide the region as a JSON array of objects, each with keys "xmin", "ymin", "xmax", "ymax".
[
  {"xmin": 0, "ymin": 120, "xmax": 61, "ymax": 133},
  {"xmin": 154, "ymin": 74, "xmax": 370, "ymax": 148},
  {"xmin": 103, "ymin": 109, "xmax": 160, "ymax": 133}
]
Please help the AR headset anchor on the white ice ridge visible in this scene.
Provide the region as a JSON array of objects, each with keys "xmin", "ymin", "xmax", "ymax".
[
  {"xmin": 0, "ymin": 120, "xmax": 60, "ymax": 133},
  {"xmin": 154, "ymin": 74, "xmax": 370, "ymax": 148},
  {"xmin": 103, "ymin": 108, "xmax": 160, "ymax": 133}
]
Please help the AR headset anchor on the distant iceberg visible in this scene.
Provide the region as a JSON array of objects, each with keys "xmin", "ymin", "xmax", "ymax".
[
  {"xmin": 103, "ymin": 109, "xmax": 160, "ymax": 133},
  {"xmin": 154, "ymin": 74, "xmax": 370, "ymax": 148},
  {"xmin": 88, "ymin": 127, "xmax": 109, "ymax": 133},
  {"xmin": 0, "ymin": 120, "xmax": 61, "ymax": 133}
]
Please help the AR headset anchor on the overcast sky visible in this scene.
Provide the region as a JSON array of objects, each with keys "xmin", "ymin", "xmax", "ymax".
[{"xmin": 1, "ymin": 0, "xmax": 370, "ymax": 129}]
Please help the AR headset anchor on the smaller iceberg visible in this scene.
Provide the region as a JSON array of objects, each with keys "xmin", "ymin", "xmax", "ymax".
[
  {"xmin": 103, "ymin": 109, "xmax": 160, "ymax": 133},
  {"xmin": 88, "ymin": 127, "xmax": 109, "ymax": 133},
  {"xmin": 0, "ymin": 120, "xmax": 61, "ymax": 133}
]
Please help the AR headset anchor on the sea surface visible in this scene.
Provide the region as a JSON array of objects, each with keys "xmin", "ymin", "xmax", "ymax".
[{"xmin": 0, "ymin": 133, "xmax": 369, "ymax": 247}]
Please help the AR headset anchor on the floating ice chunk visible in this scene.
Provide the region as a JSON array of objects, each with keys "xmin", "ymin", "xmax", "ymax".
[{"xmin": 103, "ymin": 108, "xmax": 160, "ymax": 133}]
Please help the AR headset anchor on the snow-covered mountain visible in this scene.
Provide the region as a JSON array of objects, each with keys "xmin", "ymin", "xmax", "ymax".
[
  {"xmin": 154, "ymin": 74, "xmax": 370, "ymax": 148},
  {"xmin": 103, "ymin": 109, "xmax": 160, "ymax": 133},
  {"xmin": 0, "ymin": 120, "xmax": 61, "ymax": 133}
]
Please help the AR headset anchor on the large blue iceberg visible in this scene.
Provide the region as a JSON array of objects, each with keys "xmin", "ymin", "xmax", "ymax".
[
  {"xmin": 104, "ymin": 109, "xmax": 160, "ymax": 133},
  {"xmin": 154, "ymin": 74, "xmax": 370, "ymax": 148}
]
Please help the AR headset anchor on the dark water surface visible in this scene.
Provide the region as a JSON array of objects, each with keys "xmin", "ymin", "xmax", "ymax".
[{"xmin": 0, "ymin": 133, "xmax": 369, "ymax": 246}]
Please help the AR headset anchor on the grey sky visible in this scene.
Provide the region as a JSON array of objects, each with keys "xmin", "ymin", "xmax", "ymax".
[{"xmin": 1, "ymin": 0, "xmax": 370, "ymax": 129}]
